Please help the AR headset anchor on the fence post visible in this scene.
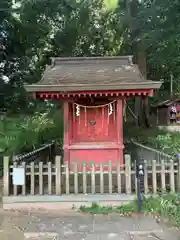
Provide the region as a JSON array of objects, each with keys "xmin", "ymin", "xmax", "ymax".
[
  {"xmin": 170, "ymin": 160, "xmax": 175, "ymax": 193},
  {"xmin": 3, "ymin": 156, "xmax": 9, "ymax": 196},
  {"xmin": 136, "ymin": 158, "xmax": 144, "ymax": 212},
  {"xmin": 125, "ymin": 154, "xmax": 131, "ymax": 194},
  {"xmin": 177, "ymin": 154, "xmax": 180, "ymax": 192},
  {"xmin": 152, "ymin": 160, "xmax": 157, "ymax": 194},
  {"xmin": 55, "ymin": 156, "xmax": 61, "ymax": 195}
]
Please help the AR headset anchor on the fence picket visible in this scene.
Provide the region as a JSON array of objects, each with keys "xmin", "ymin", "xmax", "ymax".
[
  {"xmin": 134, "ymin": 161, "xmax": 137, "ymax": 194},
  {"xmin": 22, "ymin": 162, "xmax": 26, "ymax": 195},
  {"xmin": 65, "ymin": 162, "xmax": 70, "ymax": 194},
  {"xmin": 152, "ymin": 160, "xmax": 157, "ymax": 194},
  {"xmin": 74, "ymin": 162, "xmax": 78, "ymax": 194},
  {"xmin": 170, "ymin": 160, "xmax": 175, "ymax": 193},
  {"xmin": 108, "ymin": 161, "xmax": 112, "ymax": 194},
  {"xmin": 55, "ymin": 156, "xmax": 61, "ymax": 195},
  {"xmin": 39, "ymin": 162, "xmax": 43, "ymax": 195},
  {"xmin": 48, "ymin": 162, "xmax": 52, "ymax": 195},
  {"xmin": 3, "ymin": 156, "xmax": 9, "ymax": 196},
  {"xmin": 30, "ymin": 162, "xmax": 35, "ymax": 195},
  {"xmin": 91, "ymin": 163, "xmax": 95, "ymax": 194},
  {"xmin": 13, "ymin": 161, "xmax": 18, "ymax": 196},
  {"xmin": 125, "ymin": 155, "xmax": 131, "ymax": 194},
  {"xmin": 178, "ymin": 159, "xmax": 180, "ymax": 192},
  {"xmin": 116, "ymin": 163, "xmax": 121, "ymax": 194},
  {"xmin": 82, "ymin": 163, "xmax": 87, "ymax": 194},
  {"xmin": 161, "ymin": 160, "xmax": 166, "ymax": 193},
  {"xmin": 100, "ymin": 163, "xmax": 104, "ymax": 194},
  {"xmin": 144, "ymin": 160, "xmax": 148, "ymax": 194}
]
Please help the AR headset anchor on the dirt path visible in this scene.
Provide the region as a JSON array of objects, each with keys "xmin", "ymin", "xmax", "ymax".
[{"xmin": 0, "ymin": 209, "xmax": 180, "ymax": 239}]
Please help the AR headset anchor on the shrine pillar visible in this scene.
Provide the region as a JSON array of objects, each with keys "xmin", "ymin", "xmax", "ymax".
[
  {"xmin": 63, "ymin": 101, "xmax": 70, "ymax": 163},
  {"xmin": 116, "ymin": 99, "xmax": 124, "ymax": 163}
]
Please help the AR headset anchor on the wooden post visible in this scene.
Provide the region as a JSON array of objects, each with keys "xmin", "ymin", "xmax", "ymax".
[
  {"xmin": 116, "ymin": 99, "xmax": 124, "ymax": 164},
  {"xmin": 82, "ymin": 163, "xmax": 87, "ymax": 194},
  {"xmin": 65, "ymin": 161, "xmax": 70, "ymax": 194},
  {"xmin": 170, "ymin": 160, "xmax": 175, "ymax": 192},
  {"xmin": 100, "ymin": 163, "xmax": 104, "ymax": 194},
  {"xmin": 161, "ymin": 160, "xmax": 166, "ymax": 193},
  {"xmin": 178, "ymin": 157, "xmax": 180, "ymax": 192},
  {"xmin": 3, "ymin": 156, "xmax": 9, "ymax": 196},
  {"xmin": 116, "ymin": 162, "xmax": 121, "ymax": 193},
  {"xmin": 91, "ymin": 163, "xmax": 95, "ymax": 194},
  {"xmin": 30, "ymin": 162, "xmax": 35, "ymax": 195},
  {"xmin": 108, "ymin": 161, "xmax": 112, "ymax": 194},
  {"xmin": 48, "ymin": 162, "xmax": 52, "ymax": 195},
  {"xmin": 74, "ymin": 162, "xmax": 78, "ymax": 194},
  {"xmin": 152, "ymin": 160, "xmax": 157, "ymax": 194},
  {"xmin": 125, "ymin": 154, "xmax": 131, "ymax": 194},
  {"xmin": 143, "ymin": 160, "xmax": 148, "ymax": 194},
  {"xmin": 13, "ymin": 161, "xmax": 18, "ymax": 196},
  {"xmin": 39, "ymin": 162, "xmax": 43, "ymax": 195},
  {"xmin": 22, "ymin": 162, "xmax": 26, "ymax": 196},
  {"xmin": 55, "ymin": 156, "xmax": 61, "ymax": 195},
  {"xmin": 63, "ymin": 102, "xmax": 70, "ymax": 163}
]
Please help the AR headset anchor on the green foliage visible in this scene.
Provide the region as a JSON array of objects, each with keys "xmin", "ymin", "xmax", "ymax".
[
  {"xmin": 79, "ymin": 194, "xmax": 180, "ymax": 226},
  {"xmin": 79, "ymin": 201, "xmax": 136, "ymax": 214},
  {"xmin": 124, "ymin": 125, "xmax": 180, "ymax": 156},
  {"xmin": 0, "ymin": 110, "xmax": 63, "ymax": 154},
  {"xmin": 142, "ymin": 195, "xmax": 180, "ymax": 226},
  {"xmin": 144, "ymin": 131, "xmax": 180, "ymax": 155}
]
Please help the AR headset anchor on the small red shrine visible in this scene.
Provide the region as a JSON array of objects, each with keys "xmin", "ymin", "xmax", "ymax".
[{"xmin": 25, "ymin": 56, "xmax": 161, "ymax": 166}]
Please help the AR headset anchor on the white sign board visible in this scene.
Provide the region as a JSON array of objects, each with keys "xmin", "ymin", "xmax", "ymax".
[{"xmin": 13, "ymin": 167, "xmax": 25, "ymax": 185}]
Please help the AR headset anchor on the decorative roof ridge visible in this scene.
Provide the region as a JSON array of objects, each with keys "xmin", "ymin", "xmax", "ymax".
[{"xmin": 50, "ymin": 56, "xmax": 134, "ymax": 66}]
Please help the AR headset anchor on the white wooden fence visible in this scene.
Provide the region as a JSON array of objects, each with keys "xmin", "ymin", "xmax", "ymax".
[{"xmin": 3, "ymin": 155, "xmax": 180, "ymax": 196}]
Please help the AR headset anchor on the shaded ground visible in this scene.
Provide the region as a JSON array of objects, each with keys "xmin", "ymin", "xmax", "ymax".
[
  {"xmin": 0, "ymin": 180, "xmax": 180, "ymax": 239},
  {"xmin": 0, "ymin": 210, "xmax": 180, "ymax": 239}
]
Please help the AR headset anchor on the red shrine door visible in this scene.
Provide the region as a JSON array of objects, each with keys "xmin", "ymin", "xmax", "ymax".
[
  {"xmin": 67, "ymin": 99, "xmax": 124, "ymax": 166},
  {"xmin": 71, "ymin": 100, "xmax": 116, "ymax": 142}
]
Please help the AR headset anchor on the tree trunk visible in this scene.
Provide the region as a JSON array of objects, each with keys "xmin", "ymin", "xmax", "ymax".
[{"xmin": 125, "ymin": 0, "xmax": 149, "ymax": 127}]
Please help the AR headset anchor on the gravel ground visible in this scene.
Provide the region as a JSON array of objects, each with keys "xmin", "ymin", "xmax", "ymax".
[
  {"xmin": 0, "ymin": 180, "xmax": 180, "ymax": 239},
  {"xmin": 0, "ymin": 210, "xmax": 180, "ymax": 239}
]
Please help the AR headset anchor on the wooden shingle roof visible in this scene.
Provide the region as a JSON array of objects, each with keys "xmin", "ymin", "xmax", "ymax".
[{"xmin": 25, "ymin": 56, "xmax": 161, "ymax": 92}]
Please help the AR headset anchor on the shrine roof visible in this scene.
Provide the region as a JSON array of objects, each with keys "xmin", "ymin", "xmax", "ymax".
[{"xmin": 25, "ymin": 56, "xmax": 161, "ymax": 92}]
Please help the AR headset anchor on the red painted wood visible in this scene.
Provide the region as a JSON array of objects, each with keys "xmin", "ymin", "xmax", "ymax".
[
  {"xmin": 71, "ymin": 103, "xmax": 116, "ymax": 143},
  {"xmin": 63, "ymin": 102, "xmax": 70, "ymax": 163},
  {"xmin": 116, "ymin": 100, "xmax": 123, "ymax": 144},
  {"xmin": 65, "ymin": 99, "xmax": 124, "ymax": 167},
  {"xmin": 68, "ymin": 142, "xmax": 123, "ymax": 149},
  {"xmin": 70, "ymin": 148, "xmax": 123, "ymax": 169},
  {"xmin": 36, "ymin": 89, "xmax": 154, "ymax": 99}
]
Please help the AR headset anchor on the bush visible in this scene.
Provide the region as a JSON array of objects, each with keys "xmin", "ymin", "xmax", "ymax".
[
  {"xmin": 124, "ymin": 125, "xmax": 180, "ymax": 156},
  {"xmin": 1, "ymin": 110, "xmax": 63, "ymax": 154},
  {"xmin": 79, "ymin": 194, "xmax": 180, "ymax": 226}
]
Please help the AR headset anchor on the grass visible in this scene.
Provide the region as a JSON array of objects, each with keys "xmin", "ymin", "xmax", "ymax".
[
  {"xmin": 79, "ymin": 202, "xmax": 137, "ymax": 215},
  {"xmin": 79, "ymin": 194, "xmax": 180, "ymax": 227}
]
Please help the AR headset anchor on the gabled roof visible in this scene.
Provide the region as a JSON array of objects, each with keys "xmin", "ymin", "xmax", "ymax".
[{"xmin": 25, "ymin": 56, "xmax": 161, "ymax": 92}]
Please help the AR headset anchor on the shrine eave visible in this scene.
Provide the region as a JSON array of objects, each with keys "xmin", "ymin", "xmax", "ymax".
[
  {"xmin": 25, "ymin": 82, "xmax": 161, "ymax": 92},
  {"xmin": 32, "ymin": 89, "xmax": 155, "ymax": 99}
]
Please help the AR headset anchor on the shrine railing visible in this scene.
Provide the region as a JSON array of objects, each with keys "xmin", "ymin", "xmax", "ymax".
[
  {"xmin": 0, "ymin": 141, "xmax": 56, "ymax": 178},
  {"xmin": 128, "ymin": 141, "xmax": 174, "ymax": 164},
  {"xmin": 14, "ymin": 141, "xmax": 56, "ymax": 165}
]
